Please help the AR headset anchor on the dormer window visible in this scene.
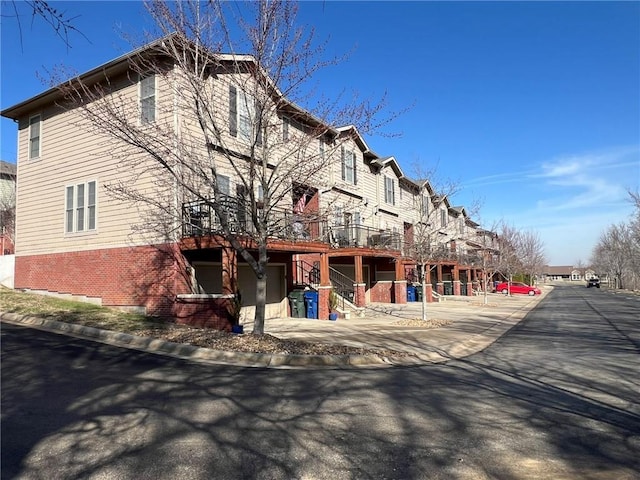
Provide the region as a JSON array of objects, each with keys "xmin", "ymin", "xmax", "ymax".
[
  {"xmin": 341, "ymin": 147, "xmax": 356, "ymax": 184},
  {"xmin": 384, "ymin": 177, "xmax": 395, "ymax": 205}
]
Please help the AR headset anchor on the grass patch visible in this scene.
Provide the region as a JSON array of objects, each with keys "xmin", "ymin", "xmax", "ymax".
[{"xmin": 0, "ymin": 287, "xmax": 170, "ymax": 333}]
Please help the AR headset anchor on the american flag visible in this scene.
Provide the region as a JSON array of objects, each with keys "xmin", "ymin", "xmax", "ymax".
[{"xmin": 293, "ymin": 195, "xmax": 306, "ymax": 214}]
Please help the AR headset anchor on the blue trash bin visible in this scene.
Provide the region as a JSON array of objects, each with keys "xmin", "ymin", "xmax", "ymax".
[
  {"xmin": 303, "ymin": 291, "xmax": 319, "ymax": 319},
  {"xmin": 406, "ymin": 285, "xmax": 416, "ymax": 302}
]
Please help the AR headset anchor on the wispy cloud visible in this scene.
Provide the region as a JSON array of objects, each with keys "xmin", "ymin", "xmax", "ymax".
[
  {"xmin": 533, "ymin": 145, "xmax": 639, "ymax": 211},
  {"xmin": 475, "ymin": 145, "xmax": 639, "ymax": 264}
]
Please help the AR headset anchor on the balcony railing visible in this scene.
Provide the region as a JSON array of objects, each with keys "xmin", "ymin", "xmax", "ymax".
[
  {"xmin": 182, "ymin": 198, "xmax": 328, "ymax": 242},
  {"xmin": 182, "ymin": 197, "xmax": 405, "ymax": 252},
  {"xmin": 328, "ymin": 224, "xmax": 403, "ymax": 251}
]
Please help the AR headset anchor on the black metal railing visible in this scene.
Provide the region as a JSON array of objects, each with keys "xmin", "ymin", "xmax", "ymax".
[
  {"xmin": 182, "ymin": 197, "xmax": 328, "ymax": 242},
  {"xmin": 329, "ymin": 266, "xmax": 356, "ymax": 309},
  {"xmin": 294, "ymin": 259, "xmax": 321, "ymax": 287},
  {"xmin": 183, "ymin": 198, "xmax": 404, "ymax": 252},
  {"xmin": 328, "ymin": 224, "xmax": 403, "ymax": 251}
]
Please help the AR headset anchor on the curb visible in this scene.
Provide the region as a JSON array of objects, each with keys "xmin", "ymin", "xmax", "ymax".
[
  {"xmin": 0, "ymin": 313, "xmax": 394, "ymax": 369},
  {"xmin": 1, "ymin": 295, "xmax": 541, "ymax": 369}
]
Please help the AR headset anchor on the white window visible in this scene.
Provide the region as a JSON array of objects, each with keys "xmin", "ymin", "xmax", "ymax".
[
  {"xmin": 440, "ymin": 209, "xmax": 447, "ymax": 228},
  {"xmin": 319, "ymin": 138, "xmax": 325, "ymax": 160},
  {"xmin": 421, "ymin": 195, "xmax": 429, "ymax": 217},
  {"xmin": 341, "ymin": 147, "xmax": 356, "ymax": 184},
  {"xmin": 238, "ymin": 93, "xmax": 253, "ymax": 141},
  {"xmin": 229, "ymin": 86, "xmax": 261, "ymax": 144},
  {"xmin": 283, "ymin": 117, "xmax": 289, "ymax": 142},
  {"xmin": 65, "ymin": 181, "xmax": 97, "ymax": 233},
  {"xmin": 29, "ymin": 114, "xmax": 41, "ymax": 159},
  {"xmin": 333, "ymin": 205, "xmax": 343, "ymax": 226},
  {"xmin": 140, "ymin": 75, "xmax": 156, "ymax": 124},
  {"xmin": 384, "ymin": 177, "xmax": 395, "ymax": 205},
  {"xmin": 216, "ymin": 174, "xmax": 231, "ymax": 195}
]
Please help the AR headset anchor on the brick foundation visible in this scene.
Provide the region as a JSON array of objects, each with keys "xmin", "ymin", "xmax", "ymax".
[
  {"xmin": 173, "ymin": 297, "xmax": 232, "ymax": 331},
  {"xmin": 353, "ymin": 283, "xmax": 366, "ymax": 307},
  {"xmin": 14, "ymin": 244, "xmax": 202, "ymax": 320},
  {"xmin": 425, "ymin": 283, "xmax": 434, "ymax": 303},
  {"xmin": 393, "ymin": 280, "xmax": 407, "ymax": 304},
  {"xmin": 467, "ymin": 282, "xmax": 474, "ymax": 296},
  {"xmin": 370, "ymin": 281, "xmax": 393, "ymax": 303}
]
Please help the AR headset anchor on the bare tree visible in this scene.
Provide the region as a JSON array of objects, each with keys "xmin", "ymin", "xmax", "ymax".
[
  {"xmin": 402, "ymin": 163, "xmax": 463, "ymax": 321},
  {"xmin": 495, "ymin": 222, "xmax": 522, "ymax": 295},
  {"xmin": 0, "ymin": 188, "xmax": 15, "ymax": 254},
  {"xmin": 470, "ymin": 224, "xmax": 501, "ymax": 304},
  {"xmin": 590, "ymin": 191, "xmax": 640, "ymax": 291},
  {"xmin": 56, "ymin": 0, "xmax": 393, "ymax": 334},
  {"xmin": 519, "ymin": 230, "xmax": 546, "ymax": 286},
  {"xmin": 4, "ymin": 0, "xmax": 86, "ymax": 49}
]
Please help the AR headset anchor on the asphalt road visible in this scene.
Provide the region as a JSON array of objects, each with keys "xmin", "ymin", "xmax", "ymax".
[{"xmin": 2, "ymin": 284, "xmax": 639, "ymax": 479}]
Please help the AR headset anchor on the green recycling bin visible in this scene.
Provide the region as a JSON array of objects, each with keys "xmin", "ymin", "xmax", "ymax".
[
  {"xmin": 287, "ymin": 290, "xmax": 306, "ymax": 318},
  {"xmin": 443, "ymin": 281, "xmax": 453, "ymax": 296},
  {"xmin": 415, "ymin": 284, "xmax": 423, "ymax": 301}
]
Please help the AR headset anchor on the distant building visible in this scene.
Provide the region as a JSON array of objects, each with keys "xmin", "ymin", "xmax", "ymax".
[{"xmin": 0, "ymin": 160, "xmax": 16, "ymax": 255}]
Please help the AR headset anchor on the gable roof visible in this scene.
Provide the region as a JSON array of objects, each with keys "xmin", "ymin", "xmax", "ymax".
[
  {"xmin": 2, "ymin": 33, "xmax": 338, "ymax": 139},
  {"xmin": 0, "ymin": 160, "xmax": 16, "ymax": 178},
  {"xmin": 335, "ymin": 125, "xmax": 371, "ymax": 153},
  {"xmin": 543, "ymin": 265, "xmax": 574, "ymax": 275},
  {"xmin": 369, "ymin": 155, "xmax": 404, "ymax": 179}
]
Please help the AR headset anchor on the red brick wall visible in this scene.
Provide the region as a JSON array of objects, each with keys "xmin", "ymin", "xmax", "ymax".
[
  {"xmin": 393, "ymin": 281, "xmax": 407, "ymax": 304},
  {"xmin": 370, "ymin": 281, "xmax": 393, "ymax": 302},
  {"xmin": 14, "ymin": 243, "xmax": 192, "ymax": 318},
  {"xmin": 173, "ymin": 298, "xmax": 232, "ymax": 331}
]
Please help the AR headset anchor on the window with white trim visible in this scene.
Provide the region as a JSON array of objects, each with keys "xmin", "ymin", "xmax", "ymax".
[
  {"xmin": 341, "ymin": 147, "xmax": 356, "ymax": 184},
  {"xmin": 229, "ymin": 86, "xmax": 262, "ymax": 144},
  {"xmin": 440, "ymin": 209, "xmax": 447, "ymax": 228},
  {"xmin": 216, "ymin": 174, "xmax": 231, "ymax": 195},
  {"xmin": 140, "ymin": 74, "xmax": 156, "ymax": 124},
  {"xmin": 421, "ymin": 195, "xmax": 429, "ymax": 217},
  {"xmin": 384, "ymin": 176, "xmax": 395, "ymax": 205},
  {"xmin": 65, "ymin": 181, "xmax": 96, "ymax": 233},
  {"xmin": 29, "ymin": 114, "xmax": 41, "ymax": 159}
]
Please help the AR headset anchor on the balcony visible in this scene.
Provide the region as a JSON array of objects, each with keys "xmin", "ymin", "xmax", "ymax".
[
  {"xmin": 328, "ymin": 224, "xmax": 402, "ymax": 251},
  {"xmin": 182, "ymin": 198, "xmax": 403, "ymax": 252},
  {"xmin": 182, "ymin": 198, "xmax": 328, "ymax": 243}
]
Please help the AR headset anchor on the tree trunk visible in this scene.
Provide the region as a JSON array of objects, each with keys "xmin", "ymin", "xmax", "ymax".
[
  {"xmin": 252, "ymin": 244, "xmax": 268, "ymax": 335},
  {"xmin": 420, "ymin": 262, "xmax": 427, "ymax": 321}
]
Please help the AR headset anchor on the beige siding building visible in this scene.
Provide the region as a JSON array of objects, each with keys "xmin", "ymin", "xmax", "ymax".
[{"xmin": 2, "ymin": 35, "xmax": 493, "ymax": 327}]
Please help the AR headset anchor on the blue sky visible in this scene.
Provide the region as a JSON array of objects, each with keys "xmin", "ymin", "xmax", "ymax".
[{"xmin": 1, "ymin": 1, "xmax": 639, "ymax": 265}]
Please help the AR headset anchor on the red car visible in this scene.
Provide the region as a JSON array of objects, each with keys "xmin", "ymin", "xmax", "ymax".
[{"xmin": 495, "ymin": 282, "xmax": 541, "ymax": 296}]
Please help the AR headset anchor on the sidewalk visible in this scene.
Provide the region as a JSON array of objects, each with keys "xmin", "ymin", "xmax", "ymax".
[{"xmin": 1, "ymin": 290, "xmax": 548, "ymax": 369}]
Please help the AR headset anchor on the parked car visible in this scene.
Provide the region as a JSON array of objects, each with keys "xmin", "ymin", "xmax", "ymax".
[
  {"xmin": 587, "ymin": 278, "xmax": 600, "ymax": 288},
  {"xmin": 495, "ymin": 282, "xmax": 541, "ymax": 296}
]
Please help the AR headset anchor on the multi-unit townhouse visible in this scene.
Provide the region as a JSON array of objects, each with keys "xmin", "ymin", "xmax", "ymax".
[{"xmin": 2, "ymin": 36, "xmax": 493, "ymax": 329}]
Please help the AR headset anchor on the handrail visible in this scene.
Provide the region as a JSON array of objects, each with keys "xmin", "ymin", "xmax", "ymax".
[
  {"xmin": 182, "ymin": 198, "xmax": 328, "ymax": 242},
  {"xmin": 293, "ymin": 259, "xmax": 320, "ymax": 287},
  {"xmin": 329, "ymin": 266, "xmax": 356, "ymax": 309},
  {"xmin": 328, "ymin": 224, "xmax": 402, "ymax": 251}
]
